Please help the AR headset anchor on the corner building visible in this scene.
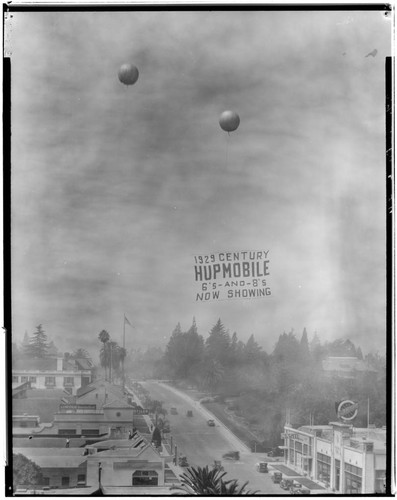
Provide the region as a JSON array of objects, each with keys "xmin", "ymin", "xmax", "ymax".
[{"xmin": 283, "ymin": 422, "xmax": 386, "ymax": 494}]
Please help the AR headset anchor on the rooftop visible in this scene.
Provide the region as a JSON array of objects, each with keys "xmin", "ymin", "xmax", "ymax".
[{"xmin": 13, "ymin": 448, "xmax": 87, "ymax": 468}]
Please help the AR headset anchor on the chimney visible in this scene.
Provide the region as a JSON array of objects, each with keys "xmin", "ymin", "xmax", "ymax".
[{"xmin": 57, "ymin": 357, "xmax": 63, "ymax": 371}]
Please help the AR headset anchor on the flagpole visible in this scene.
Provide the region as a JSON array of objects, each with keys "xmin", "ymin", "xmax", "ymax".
[{"xmin": 122, "ymin": 314, "xmax": 126, "ymax": 393}]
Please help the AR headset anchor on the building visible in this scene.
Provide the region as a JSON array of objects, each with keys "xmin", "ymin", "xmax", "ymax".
[
  {"xmin": 25, "ymin": 380, "xmax": 150, "ymax": 439},
  {"xmin": 13, "ymin": 432, "xmax": 167, "ymax": 491},
  {"xmin": 12, "ymin": 357, "xmax": 93, "ymax": 395},
  {"xmin": 283, "ymin": 421, "xmax": 386, "ymax": 494},
  {"xmin": 322, "ymin": 357, "xmax": 377, "ymax": 380}
]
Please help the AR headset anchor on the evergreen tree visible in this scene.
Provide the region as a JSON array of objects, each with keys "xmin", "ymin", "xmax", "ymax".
[
  {"xmin": 299, "ymin": 327, "xmax": 311, "ymax": 362},
  {"xmin": 152, "ymin": 426, "xmax": 162, "ymax": 448},
  {"xmin": 205, "ymin": 319, "xmax": 231, "ymax": 365},
  {"xmin": 24, "ymin": 324, "xmax": 48, "ymax": 358}
]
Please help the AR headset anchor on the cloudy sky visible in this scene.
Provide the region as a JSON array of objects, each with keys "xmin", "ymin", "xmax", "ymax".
[{"xmin": 8, "ymin": 7, "xmax": 391, "ymax": 358}]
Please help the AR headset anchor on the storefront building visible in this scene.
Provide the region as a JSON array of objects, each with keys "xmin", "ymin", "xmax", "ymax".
[{"xmin": 283, "ymin": 422, "xmax": 386, "ymax": 494}]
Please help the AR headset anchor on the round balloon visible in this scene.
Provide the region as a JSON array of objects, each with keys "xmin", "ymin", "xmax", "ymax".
[
  {"xmin": 219, "ymin": 110, "xmax": 240, "ymax": 132},
  {"xmin": 118, "ymin": 63, "xmax": 139, "ymax": 86}
]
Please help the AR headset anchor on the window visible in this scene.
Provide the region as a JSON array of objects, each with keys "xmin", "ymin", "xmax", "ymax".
[
  {"xmin": 132, "ymin": 470, "xmax": 158, "ymax": 486},
  {"xmin": 82, "ymin": 429, "xmax": 99, "ymax": 436},
  {"xmin": 63, "ymin": 377, "xmax": 74, "ymax": 387},
  {"xmin": 21, "ymin": 376, "xmax": 28, "ymax": 383},
  {"xmin": 29, "ymin": 376, "xmax": 36, "ymax": 383},
  {"xmin": 42, "ymin": 478, "xmax": 50, "ymax": 486},
  {"xmin": 12, "ymin": 376, "xmax": 18, "ymax": 383},
  {"xmin": 77, "ymin": 474, "xmax": 86, "ymax": 485},
  {"xmin": 116, "ymin": 411, "xmax": 121, "ymax": 417},
  {"xmin": 45, "ymin": 376, "xmax": 56, "ymax": 387},
  {"xmin": 61, "ymin": 477, "xmax": 70, "ymax": 487},
  {"xmin": 58, "ymin": 429, "xmax": 77, "ymax": 435},
  {"xmin": 317, "ymin": 453, "xmax": 331, "ymax": 484}
]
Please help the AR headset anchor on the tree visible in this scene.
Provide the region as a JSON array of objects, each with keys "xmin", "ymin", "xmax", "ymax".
[
  {"xmin": 171, "ymin": 466, "xmax": 257, "ymax": 495},
  {"xmin": 152, "ymin": 426, "xmax": 162, "ymax": 448},
  {"xmin": 71, "ymin": 348, "xmax": 90, "ymax": 359},
  {"xmin": 98, "ymin": 330, "xmax": 110, "ymax": 380},
  {"xmin": 205, "ymin": 319, "xmax": 231, "ymax": 366},
  {"xmin": 24, "ymin": 324, "xmax": 48, "ymax": 358},
  {"xmin": 171, "ymin": 465, "xmax": 227, "ymax": 495},
  {"xmin": 13, "ymin": 454, "xmax": 43, "ymax": 490}
]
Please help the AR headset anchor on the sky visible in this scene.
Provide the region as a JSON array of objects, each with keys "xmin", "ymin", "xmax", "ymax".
[{"xmin": 7, "ymin": 7, "xmax": 392, "ymax": 359}]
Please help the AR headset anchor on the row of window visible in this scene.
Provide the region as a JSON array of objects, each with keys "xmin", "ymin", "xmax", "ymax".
[
  {"xmin": 42, "ymin": 475, "xmax": 86, "ymax": 487},
  {"xmin": 13, "ymin": 376, "xmax": 75, "ymax": 386}
]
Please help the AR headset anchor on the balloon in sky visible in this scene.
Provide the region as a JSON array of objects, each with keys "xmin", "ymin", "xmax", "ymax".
[
  {"xmin": 118, "ymin": 63, "xmax": 139, "ymax": 86},
  {"xmin": 219, "ymin": 110, "xmax": 240, "ymax": 132}
]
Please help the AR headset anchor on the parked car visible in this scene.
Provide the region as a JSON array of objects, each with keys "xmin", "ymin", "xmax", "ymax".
[
  {"xmin": 207, "ymin": 419, "xmax": 215, "ymax": 426},
  {"xmin": 170, "ymin": 407, "xmax": 178, "ymax": 415},
  {"xmin": 256, "ymin": 461, "xmax": 268, "ymax": 473},
  {"xmin": 289, "ymin": 480, "xmax": 303, "ymax": 493},
  {"xmin": 268, "ymin": 447, "xmax": 284, "ymax": 457},
  {"xmin": 223, "ymin": 451, "xmax": 240, "ymax": 460},
  {"xmin": 271, "ymin": 472, "xmax": 283, "ymax": 483},
  {"xmin": 186, "ymin": 410, "xmax": 193, "ymax": 417},
  {"xmin": 212, "ymin": 460, "xmax": 224, "ymax": 471},
  {"xmin": 291, "ymin": 486, "xmax": 311, "ymax": 495},
  {"xmin": 280, "ymin": 479, "xmax": 294, "ymax": 490}
]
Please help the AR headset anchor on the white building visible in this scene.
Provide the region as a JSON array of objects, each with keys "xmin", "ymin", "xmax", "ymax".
[
  {"xmin": 12, "ymin": 357, "xmax": 93, "ymax": 395},
  {"xmin": 283, "ymin": 421, "xmax": 386, "ymax": 494}
]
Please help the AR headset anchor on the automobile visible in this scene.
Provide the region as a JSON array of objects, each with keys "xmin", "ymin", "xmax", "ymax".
[
  {"xmin": 268, "ymin": 447, "xmax": 284, "ymax": 457},
  {"xmin": 186, "ymin": 410, "xmax": 193, "ymax": 417},
  {"xmin": 178, "ymin": 456, "xmax": 189, "ymax": 467},
  {"xmin": 207, "ymin": 419, "xmax": 215, "ymax": 426},
  {"xmin": 271, "ymin": 472, "xmax": 283, "ymax": 483},
  {"xmin": 289, "ymin": 480, "xmax": 303, "ymax": 493},
  {"xmin": 212, "ymin": 460, "xmax": 224, "ymax": 471},
  {"xmin": 222, "ymin": 451, "xmax": 240, "ymax": 460},
  {"xmin": 170, "ymin": 407, "xmax": 178, "ymax": 415},
  {"xmin": 280, "ymin": 479, "xmax": 294, "ymax": 490},
  {"xmin": 291, "ymin": 486, "xmax": 311, "ymax": 495},
  {"xmin": 256, "ymin": 461, "xmax": 269, "ymax": 473}
]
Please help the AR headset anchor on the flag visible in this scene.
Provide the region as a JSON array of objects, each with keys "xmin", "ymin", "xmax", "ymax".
[{"xmin": 124, "ymin": 315, "xmax": 133, "ymax": 327}]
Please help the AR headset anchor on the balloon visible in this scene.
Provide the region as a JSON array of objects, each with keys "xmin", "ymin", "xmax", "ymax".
[
  {"xmin": 118, "ymin": 63, "xmax": 139, "ymax": 86},
  {"xmin": 219, "ymin": 110, "xmax": 240, "ymax": 132}
]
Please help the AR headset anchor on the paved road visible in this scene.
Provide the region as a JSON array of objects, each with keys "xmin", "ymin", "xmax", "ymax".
[{"xmin": 140, "ymin": 380, "xmax": 285, "ymax": 495}]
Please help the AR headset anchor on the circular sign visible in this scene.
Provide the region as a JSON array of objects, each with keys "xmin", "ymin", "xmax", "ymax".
[{"xmin": 338, "ymin": 400, "xmax": 358, "ymax": 421}]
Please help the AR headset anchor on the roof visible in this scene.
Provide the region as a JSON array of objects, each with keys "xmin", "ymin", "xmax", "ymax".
[
  {"xmin": 13, "ymin": 398, "xmax": 62, "ymax": 423},
  {"xmin": 74, "ymin": 358, "xmax": 93, "ymax": 370},
  {"xmin": 322, "ymin": 357, "xmax": 377, "ymax": 373},
  {"xmin": 13, "ymin": 448, "xmax": 87, "ymax": 468},
  {"xmin": 103, "ymin": 397, "xmax": 133, "ymax": 409}
]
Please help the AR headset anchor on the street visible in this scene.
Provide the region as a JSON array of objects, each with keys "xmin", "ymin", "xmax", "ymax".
[{"xmin": 140, "ymin": 380, "xmax": 285, "ymax": 494}]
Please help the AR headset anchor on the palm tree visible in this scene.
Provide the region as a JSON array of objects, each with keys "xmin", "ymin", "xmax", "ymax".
[
  {"xmin": 171, "ymin": 466, "xmax": 226, "ymax": 495},
  {"xmin": 98, "ymin": 330, "xmax": 110, "ymax": 380},
  {"xmin": 219, "ymin": 479, "xmax": 259, "ymax": 495},
  {"xmin": 171, "ymin": 465, "xmax": 258, "ymax": 495}
]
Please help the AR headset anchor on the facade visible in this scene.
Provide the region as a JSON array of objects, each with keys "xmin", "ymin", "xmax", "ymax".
[
  {"xmin": 283, "ymin": 422, "xmax": 386, "ymax": 494},
  {"xmin": 12, "ymin": 357, "xmax": 93, "ymax": 395},
  {"xmin": 14, "ymin": 433, "xmax": 166, "ymax": 491},
  {"xmin": 13, "ymin": 448, "xmax": 88, "ymax": 489}
]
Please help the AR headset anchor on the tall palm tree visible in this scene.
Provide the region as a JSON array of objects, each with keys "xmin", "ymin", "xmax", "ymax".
[{"xmin": 98, "ymin": 330, "xmax": 110, "ymax": 380}]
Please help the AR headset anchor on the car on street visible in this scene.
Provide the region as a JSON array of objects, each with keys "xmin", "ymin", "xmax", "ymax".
[
  {"xmin": 280, "ymin": 479, "xmax": 294, "ymax": 490},
  {"xmin": 207, "ymin": 419, "xmax": 215, "ymax": 426},
  {"xmin": 268, "ymin": 446, "xmax": 284, "ymax": 457},
  {"xmin": 186, "ymin": 410, "xmax": 193, "ymax": 417},
  {"xmin": 291, "ymin": 486, "xmax": 311, "ymax": 495},
  {"xmin": 271, "ymin": 472, "xmax": 283, "ymax": 483},
  {"xmin": 170, "ymin": 407, "xmax": 178, "ymax": 415},
  {"xmin": 256, "ymin": 461, "xmax": 269, "ymax": 473},
  {"xmin": 223, "ymin": 451, "xmax": 240, "ymax": 460}
]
